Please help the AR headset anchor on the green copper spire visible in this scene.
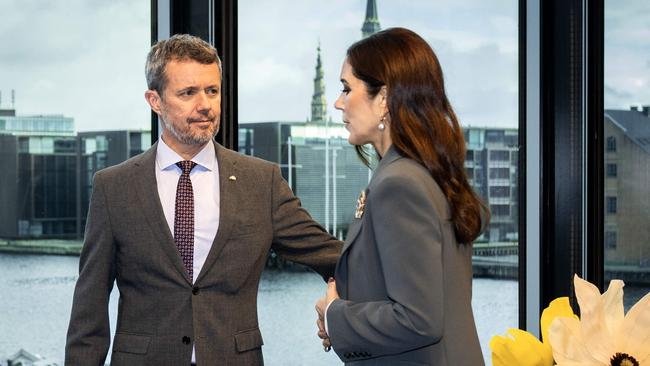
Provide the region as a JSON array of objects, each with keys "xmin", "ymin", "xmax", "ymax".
[
  {"xmin": 361, "ymin": 0, "xmax": 381, "ymax": 38},
  {"xmin": 310, "ymin": 42, "xmax": 327, "ymax": 123}
]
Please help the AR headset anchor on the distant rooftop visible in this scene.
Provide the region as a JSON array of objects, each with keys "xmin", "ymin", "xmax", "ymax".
[
  {"xmin": 605, "ymin": 107, "xmax": 650, "ymax": 154},
  {"xmin": 0, "ymin": 111, "xmax": 75, "ymax": 135}
]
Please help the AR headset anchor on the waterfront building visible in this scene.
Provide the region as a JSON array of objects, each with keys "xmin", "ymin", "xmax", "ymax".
[
  {"xmin": 0, "ymin": 106, "xmax": 150, "ymax": 239},
  {"xmin": 0, "ymin": 109, "xmax": 78, "ymax": 239},
  {"xmin": 77, "ymin": 130, "xmax": 151, "ymax": 232},
  {"xmin": 604, "ymin": 106, "xmax": 650, "ymax": 274},
  {"xmin": 464, "ymin": 127, "xmax": 519, "ymax": 242},
  {"xmin": 6, "ymin": 348, "xmax": 59, "ymax": 366}
]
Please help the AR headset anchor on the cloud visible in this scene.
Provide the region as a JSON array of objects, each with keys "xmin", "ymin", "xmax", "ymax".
[
  {"xmin": 0, "ymin": 0, "xmax": 523, "ymax": 129},
  {"xmin": 604, "ymin": 0, "xmax": 650, "ymax": 108},
  {"xmin": 0, "ymin": 0, "xmax": 150, "ymax": 131},
  {"xmin": 237, "ymin": 0, "xmax": 519, "ymax": 127}
]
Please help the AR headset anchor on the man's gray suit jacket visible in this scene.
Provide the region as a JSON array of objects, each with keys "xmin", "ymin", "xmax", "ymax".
[
  {"xmin": 65, "ymin": 142, "xmax": 342, "ymax": 365},
  {"xmin": 327, "ymin": 146, "xmax": 485, "ymax": 366}
]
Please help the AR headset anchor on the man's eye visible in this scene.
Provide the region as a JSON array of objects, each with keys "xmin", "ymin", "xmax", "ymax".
[
  {"xmin": 207, "ymin": 88, "xmax": 220, "ymax": 95},
  {"xmin": 180, "ymin": 90, "xmax": 195, "ymax": 96}
]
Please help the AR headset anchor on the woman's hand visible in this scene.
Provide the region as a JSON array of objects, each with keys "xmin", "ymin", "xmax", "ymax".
[{"xmin": 315, "ymin": 278, "xmax": 340, "ymax": 351}]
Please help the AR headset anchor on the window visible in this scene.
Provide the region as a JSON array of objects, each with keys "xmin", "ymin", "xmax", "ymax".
[
  {"xmin": 489, "ymin": 150, "xmax": 510, "ymax": 161},
  {"xmin": 466, "ymin": 150, "xmax": 475, "ymax": 161},
  {"xmin": 489, "ymin": 168, "xmax": 510, "ymax": 179},
  {"xmin": 490, "ymin": 186, "xmax": 511, "ymax": 197},
  {"xmin": 606, "ymin": 136, "xmax": 617, "ymax": 152},
  {"xmin": 605, "ymin": 230, "xmax": 617, "ymax": 249},
  {"xmin": 606, "ymin": 196, "xmax": 617, "ymax": 214},
  {"xmin": 606, "ymin": 163, "xmax": 617, "ymax": 177},
  {"xmin": 239, "ymin": 1, "xmax": 519, "ymax": 362},
  {"xmin": 490, "ymin": 204, "xmax": 511, "ymax": 217},
  {"xmin": 0, "ymin": 1, "xmax": 150, "ymax": 363}
]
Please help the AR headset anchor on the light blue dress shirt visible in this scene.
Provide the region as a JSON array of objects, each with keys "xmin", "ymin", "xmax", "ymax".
[
  {"xmin": 156, "ymin": 138, "xmax": 220, "ymax": 283},
  {"xmin": 155, "ymin": 138, "xmax": 220, "ymax": 363}
]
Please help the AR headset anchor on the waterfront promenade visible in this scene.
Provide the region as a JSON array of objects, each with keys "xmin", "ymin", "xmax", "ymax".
[
  {"xmin": 2, "ymin": 239, "xmax": 648, "ymax": 284},
  {"xmin": 0, "ymin": 239, "xmax": 82, "ymax": 256}
]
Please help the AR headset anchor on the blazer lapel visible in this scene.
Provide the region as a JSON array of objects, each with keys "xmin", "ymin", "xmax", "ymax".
[
  {"xmin": 195, "ymin": 143, "xmax": 239, "ymax": 284},
  {"xmin": 340, "ymin": 146, "xmax": 402, "ymax": 255},
  {"xmin": 341, "ymin": 203, "xmax": 365, "ymax": 255},
  {"xmin": 132, "ymin": 142, "xmax": 192, "ymax": 284}
]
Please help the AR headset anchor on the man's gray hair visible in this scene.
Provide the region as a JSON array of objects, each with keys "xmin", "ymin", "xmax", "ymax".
[{"xmin": 145, "ymin": 34, "xmax": 222, "ymax": 95}]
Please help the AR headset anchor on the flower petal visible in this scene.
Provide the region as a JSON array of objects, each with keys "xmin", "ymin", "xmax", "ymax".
[
  {"xmin": 617, "ymin": 291, "xmax": 650, "ymax": 362},
  {"xmin": 572, "ymin": 275, "xmax": 620, "ymax": 362},
  {"xmin": 490, "ymin": 328, "xmax": 552, "ymax": 366},
  {"xmin": 574, "ymin": 274, "xmax": 602, "ymax": 315},
  {"xmin": 540, "ymin": 297, "xmax": 577, "ymax": 345},
  {"xmin": 548, "ymin": 316, "xmax": 603, "ymax": 364},
  {"xmin": 600, "ymin": 279, "xmax": 625, "ymax": 336}
]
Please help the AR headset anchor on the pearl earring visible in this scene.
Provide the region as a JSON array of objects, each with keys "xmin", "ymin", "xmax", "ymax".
[{"xmin": 378, "ymin": 116, "xmax": 386, "ymax": 131}]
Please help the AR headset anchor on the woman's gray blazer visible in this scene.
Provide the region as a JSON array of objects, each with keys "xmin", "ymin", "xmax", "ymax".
[{"xmin": 327, "ymin": 146, "xmax": 485, "ymax": 366}]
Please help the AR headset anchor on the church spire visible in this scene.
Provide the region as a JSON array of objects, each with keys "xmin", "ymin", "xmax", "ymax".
[
  {"xmin": 361, "ymin": 0, "xmax": 381, "ymax": 38},
  {"xmin": 310, "ymin": 42, "xmax": 327, "ymax": 123}
]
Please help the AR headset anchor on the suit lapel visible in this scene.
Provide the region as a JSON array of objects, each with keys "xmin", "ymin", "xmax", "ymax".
[
  {"xmin": 132, "ymin": 142, "xmax": 192, "ymax": 284},
  {"xmin": 340, "ymin": 203, "xmax": 365, "ymax": 255},
  {"xmin": 340, "ymin": 146, "xmax": 402, "ymax": 255},
  {"xmin": 195, "ymin": 143, "xmax": 239, "ymax": 284}
]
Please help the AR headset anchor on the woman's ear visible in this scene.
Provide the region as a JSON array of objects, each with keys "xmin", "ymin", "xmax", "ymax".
[{"xmin": 378, "ymin": 86, "xmax": 389, "ymax": 114}]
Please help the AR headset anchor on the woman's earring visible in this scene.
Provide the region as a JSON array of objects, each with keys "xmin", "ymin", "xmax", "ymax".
[{"xmin": 378, "ymin": 116, "xmax": 386, "ymax": 131}]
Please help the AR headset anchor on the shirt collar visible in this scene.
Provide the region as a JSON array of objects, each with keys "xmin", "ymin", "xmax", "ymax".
[{"xmin": 156, "ymin": 137, "xmax": 217, "ymax": 172}]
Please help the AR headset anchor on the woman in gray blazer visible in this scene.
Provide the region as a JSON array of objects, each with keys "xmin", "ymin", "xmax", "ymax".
[{"xmin": 315, "ymin": 27, "xmax": 489, "ymax": 365}]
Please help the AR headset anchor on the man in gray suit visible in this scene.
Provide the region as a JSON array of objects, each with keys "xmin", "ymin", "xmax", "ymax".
[{"xmin": 65, "ymin": 34, "xmax": 341, "ymax": 365}]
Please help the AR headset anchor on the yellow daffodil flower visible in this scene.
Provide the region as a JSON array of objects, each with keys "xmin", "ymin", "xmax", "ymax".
[
  {"xmin": 490, "ymin": 296, "xmax": 577, "ymax": 366},
  {"xmin": 548, "ymin": 274, "xmax": 650, "ymax": 366}
]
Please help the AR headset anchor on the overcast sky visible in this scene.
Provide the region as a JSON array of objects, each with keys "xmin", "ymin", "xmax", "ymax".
[
  {"xmin": 238, "ymin": 0, "xmax": 519, "ymax": 127},
  {"xmin": 0, "ymin": 0, "xmax": 647, "ymax": 132}
]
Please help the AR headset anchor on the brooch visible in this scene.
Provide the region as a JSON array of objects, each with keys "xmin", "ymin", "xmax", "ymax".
[{"xmin": 354, "ymin": 190, "xmax": 367, "ymax": 219}]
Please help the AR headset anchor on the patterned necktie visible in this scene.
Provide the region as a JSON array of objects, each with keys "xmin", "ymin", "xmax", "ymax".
[{"xmin": 174, "ymin": 160, "xmax": 197, "ymax": 280}]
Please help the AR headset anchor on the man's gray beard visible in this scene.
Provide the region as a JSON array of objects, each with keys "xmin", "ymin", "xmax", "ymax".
[{"xmin": 163, "ymin": 118, "xmax": 218, "ymax": 145}]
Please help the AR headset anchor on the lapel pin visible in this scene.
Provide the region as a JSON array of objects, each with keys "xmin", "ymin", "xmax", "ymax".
[
  {"xmin": 229, "ymin": 175, "xmax": 237, "ymax": 181},
  {"xmin": 354, "ymin": 189, "xmax": 367, "ymax": 219}
]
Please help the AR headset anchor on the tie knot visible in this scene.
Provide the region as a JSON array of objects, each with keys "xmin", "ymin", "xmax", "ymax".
[{"xmin": 176, "ymin": 160, "xmax": 197, "ymax": 175}]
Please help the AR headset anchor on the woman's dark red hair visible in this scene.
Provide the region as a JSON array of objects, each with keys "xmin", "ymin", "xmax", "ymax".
[{"xmin": 347, "ymin": 27, "xmax": 489, "ymax": 244}]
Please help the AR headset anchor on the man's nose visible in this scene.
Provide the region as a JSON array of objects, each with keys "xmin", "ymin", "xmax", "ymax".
[{"xmin": 196, "ymin": 92, "xmax": 211, "ymax": 112}]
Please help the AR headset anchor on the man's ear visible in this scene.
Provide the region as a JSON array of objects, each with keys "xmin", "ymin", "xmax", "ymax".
[{"xmin": 144, "ymin": 89, "xmax": 162, "ymax": 115}]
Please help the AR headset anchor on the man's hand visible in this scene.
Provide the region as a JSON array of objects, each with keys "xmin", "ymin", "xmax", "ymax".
[{"xmin": 315, "ymin": 278, "xmax": 339, "ymax": 351}]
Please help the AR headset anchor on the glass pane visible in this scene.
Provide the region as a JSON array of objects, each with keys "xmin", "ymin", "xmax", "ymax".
[
  {"xmin": 0, "ymin": 1, "xmax": 150, "ymax": 363},
  {"xmin": 604, "ymin": 0, "xmax": 650, "ymax": 309},
  {"xmin": 239, "ymin": 0, "xmax": 518, "ymax": 364}
]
